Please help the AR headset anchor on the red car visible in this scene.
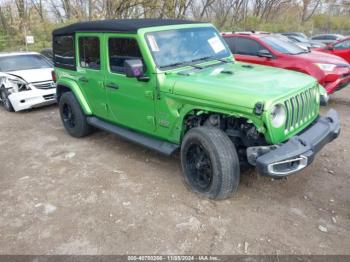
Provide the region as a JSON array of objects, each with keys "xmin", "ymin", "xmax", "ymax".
[
  {"xmin": 222, "ymin": 32, "xmax": 350, "ymax": 94},
  {"xmin": 316, "ymin": 36, "xmax": 350, "ymax": 63}
]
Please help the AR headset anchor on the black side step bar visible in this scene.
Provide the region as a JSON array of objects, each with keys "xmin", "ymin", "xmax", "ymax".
[{"xmin": 87, "ymin": 117, "xmax": 179, "ymax": 156}]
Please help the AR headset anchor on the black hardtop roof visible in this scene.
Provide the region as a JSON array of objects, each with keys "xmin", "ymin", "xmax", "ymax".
[{"xmin": 53, "ymin": 19, "xmax": 203, "ymax": 36}]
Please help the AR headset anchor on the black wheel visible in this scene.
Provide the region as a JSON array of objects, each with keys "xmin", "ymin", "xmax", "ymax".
[
  {"xmin": 59, "ymin": 92, "xmax": 93, "ymax": 137},
  {"xmin": 181, "ymin": 127, "xmax": 240, "ymax": 199},
  {"xmin": 1, "ymin": 89, "xmax": 14, "ymax": 112}
]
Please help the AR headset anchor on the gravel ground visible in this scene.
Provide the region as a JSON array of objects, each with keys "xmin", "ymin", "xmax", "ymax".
[{"xmin": 0, "ymin": 87, "xmax": 349, "ymax": 255}]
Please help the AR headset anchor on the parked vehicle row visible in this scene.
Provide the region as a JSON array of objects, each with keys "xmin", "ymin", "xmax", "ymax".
[
  {"xmin": 0, "ymin": 20, "xmax": 345, "ymax": 199},
  {"xmin": 222, "ymin": 32, "xmax": 350, "ymax": 94},
  {"xmin": 281, "ymin": 33, "xmax": 326, "ymax": 49},
  {"xmin": 280, "ymin": 32, "xmax": 350, "ymax": 63},
  {"xmin": 316, "ymin": 36, "xmax": 350, "ymax": 63},
  {"xmin": 281, "ymin": 31, "xmax": 346, "ymax": 45},
  {"xmin": 311, "ymin": 33, "xmax": 345, "ymax": 44}
]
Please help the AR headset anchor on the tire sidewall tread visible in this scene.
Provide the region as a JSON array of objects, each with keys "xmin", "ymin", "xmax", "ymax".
[
  {"xmin": 1, "ymin": 89, "xmax": 14, "ymax": 112},
  {"xmin": 181, "ymin": 126, "xmax": 240, "ymax": 200},
  {"xmin": 59, "ymin": 91, "xmax": 92, "ymax": 138}
]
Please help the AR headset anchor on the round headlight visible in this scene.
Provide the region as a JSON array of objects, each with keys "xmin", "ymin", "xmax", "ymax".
[{"xmin": 270, "ymin": 104, "xmax": 286, "ymax": 128}]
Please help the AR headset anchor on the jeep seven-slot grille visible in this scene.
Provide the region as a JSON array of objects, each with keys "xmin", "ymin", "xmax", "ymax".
[{"xmin": 284, "ymin": 86, "xmax": 318, "ymax": 134}]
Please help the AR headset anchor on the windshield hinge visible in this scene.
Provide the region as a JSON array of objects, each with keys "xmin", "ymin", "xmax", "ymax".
[{"xmin": 254, "ymin": 102, "xmax": 264, "ymax": 116}]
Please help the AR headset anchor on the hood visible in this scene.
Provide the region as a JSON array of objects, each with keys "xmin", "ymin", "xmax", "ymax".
[
  {"xmin": 167, "ymin": 62, "xmax": 317, "ymax": 110},
  {"xmin": 7, "ymin": 68, "xmax": 53, "ymax": 83},
  {"xmin": 296, "ymin": 51, "xmax": 348, "ymax": 65}
]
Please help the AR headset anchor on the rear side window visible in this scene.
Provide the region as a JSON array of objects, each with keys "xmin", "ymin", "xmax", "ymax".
[
  {"xmin": 53, "ymin": 35, "xmax": 75, "ymax": 70},
  {"xmin": 312, "ymin": 35, "xmax": 336, "ymax": 40},
  {"xmin": 79, "ymin": 37, "xmax": 100, "ymax": 70},
  {"xmin": 108, "ymin": 38, "xmax": 142, "ymax": 74},
  {"xmin": 325, "ymin": 35, "xmax": 336, "ymax": 40},
  {"xmin": 312, "ymin": 35, "xmax": 323, "ymax": 40},
  {"xmin": 234, "ymin": 37, "xmax": 264, "ymax": 56}
]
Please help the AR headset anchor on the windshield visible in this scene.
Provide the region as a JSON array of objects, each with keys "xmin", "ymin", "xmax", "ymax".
[
  {"xmin": 0, "ymin": 54, "xmax": 52, "ymax": 72},
  {"xmin": 146, "ymin": 27, "xmax": 231, "ymax": 69},
  {"xmin": 261, "ymin": 36, "xmax": 307, "ymax": 55}
]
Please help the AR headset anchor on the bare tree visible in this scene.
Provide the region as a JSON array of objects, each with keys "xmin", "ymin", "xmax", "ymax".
[{"xmin": 301, "ymin": 0, "xmax": 321, "ymax": 22}]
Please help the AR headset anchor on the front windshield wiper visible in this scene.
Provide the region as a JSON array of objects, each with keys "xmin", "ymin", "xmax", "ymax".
[
  {"xmin": 191, "ymin": 56, "xmax": 232, "ymax": 64},
  {"xmin": 190, "ymin": 56, "xmax": 213, "ymax": 63},
  {"xmin": 160, "ymin": 60, "xmax": 204, "ymax": 70},
  {"xmin": 160, "ymin": 56, "xmax": 233, "ymax": 70},
  {"xmin": 292, "ymin": 49, "xmax": 311, "ymax": 55},
  {"xmin": 159, "ymin": 62, "xmax": 189, "ymax": 69}
]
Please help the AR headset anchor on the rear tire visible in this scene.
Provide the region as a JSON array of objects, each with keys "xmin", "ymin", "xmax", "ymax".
[
  {"xmin": 1, "ymin": 89, "xmax": 14, "ymax": 112},
  {"xmin": 59, "ymin": 92, "xmax": 93, "ymax": 138},
  {"xmin": 180, "ymin": 126, "xmax": 240, "ymax": 200}
]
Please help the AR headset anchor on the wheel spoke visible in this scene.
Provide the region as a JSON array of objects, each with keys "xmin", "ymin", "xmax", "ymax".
[
  {"xmin": 62, "ymin": 104, "xmax": 75, "ymax": 128},
  {"xmin": 186, "ymin": 143, "xmax": 213, "ymax": 191}
]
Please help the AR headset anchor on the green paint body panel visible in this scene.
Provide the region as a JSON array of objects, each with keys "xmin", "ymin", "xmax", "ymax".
[
  {"xmin": 55, "ymin": 23, "xmax": 321, "ymax": 145},
  {"xmin": 56, "ymin": 74, "xmax": 93, "ymax": 115}
]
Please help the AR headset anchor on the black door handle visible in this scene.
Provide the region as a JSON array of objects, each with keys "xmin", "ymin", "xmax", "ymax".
[
  {"xmin": 106, "ymin": 82, "xmax": 119, "ymax": 89},
  {"xmin": 79, "ymin": 77, "xmax": 88, "ymax": 83}
]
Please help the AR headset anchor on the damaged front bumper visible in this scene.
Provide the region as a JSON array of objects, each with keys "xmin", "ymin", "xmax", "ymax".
[
  {"xmin": 324, "ymin": 73, "xmax": 350, "ymax": 94},
  {"xmin": 8, "ymin": 88, "xmax": 56, "ymax": 112},
  {"xmin": 247, "ymin": 109, "xmax": 340, "ymax": 177}
]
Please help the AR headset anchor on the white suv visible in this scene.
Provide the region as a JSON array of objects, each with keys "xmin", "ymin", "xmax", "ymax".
[{"xmin": 0, "ymin": 52, "xmax": 56, "ymax": 112}]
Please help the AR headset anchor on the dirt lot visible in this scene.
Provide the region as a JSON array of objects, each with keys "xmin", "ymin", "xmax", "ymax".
[{"xmin": 0, "ymin": 88, "xmax": 349, "ymax": 255}]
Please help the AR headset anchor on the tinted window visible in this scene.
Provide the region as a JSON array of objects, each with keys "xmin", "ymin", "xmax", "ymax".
[
  {"xmin": 334, "ymin": 40, "xmax": 350, "ymax": 50},
  {"xmin": 325, "ymin": 35, "xmax": 337, "ymax": 40},
  {"xmin": 79, "ymin": 37, "xmax": 100, "ymax": 70},
  {"xmin": 234, "ymin": 37, "xmax": 265, "ymax": 56},
  {"xmin": 53, "ymin": 35, "xmax": 75, "ymax": 69},
  {"xmin": 223, "ymin": 37, "xmax": 236, "ymax": 53},
  {"xmin": 0, "ymin": 54, "xmax": 52, "ymax": 72},
  {"xmin": 108, "ymin": 38, "xmax": 142, "ymax": 74},
  {"xmin": 312, "ymin": 35, "xmax": 337, "ymax": 40},
  {"xmin": 312, "ymin": 35, "xmax": 325, "ymax": 40},
  {"xmin": 261, "ymin": 36, "xmax": 306, "ymax": 55}
]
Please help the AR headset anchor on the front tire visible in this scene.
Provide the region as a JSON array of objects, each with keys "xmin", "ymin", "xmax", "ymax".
[
  {"xmin": 59, "ymin": 92, "xmax": 93, "ymax": 138},
  {"xmin": 1, "ymin": 89, "xmax": 14, "ymax": 112},
  {"xmin": 181, "ymin": 127, "xmax": 240, "ymax": 200}
]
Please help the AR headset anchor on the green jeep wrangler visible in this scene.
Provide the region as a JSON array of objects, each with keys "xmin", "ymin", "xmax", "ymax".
[{"xmin": 53, "ymin": 19, "xmax": 340, "ymax": 199}]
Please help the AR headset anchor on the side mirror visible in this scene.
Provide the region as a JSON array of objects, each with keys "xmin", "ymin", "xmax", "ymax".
[
  {"xmin": 257, "ymin": 49, "xmax": 273, "ymax": 58},
  {"xmin": 124, "ymin": 59, "xmax": 145, "ymax": 78},
  {"xmin": 327, "ymin": 44, "xmax": 334, "ymax": 50}
]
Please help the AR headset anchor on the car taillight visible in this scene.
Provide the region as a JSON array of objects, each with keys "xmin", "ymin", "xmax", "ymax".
[{"xmin": 51, "ymin": 70, "xmax": 57, "ymax": 83}]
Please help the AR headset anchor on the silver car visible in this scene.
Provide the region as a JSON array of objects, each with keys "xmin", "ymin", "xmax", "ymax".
[{"xmin": 311, "ymin": 34, "xmax": 344, "ymax": 45}]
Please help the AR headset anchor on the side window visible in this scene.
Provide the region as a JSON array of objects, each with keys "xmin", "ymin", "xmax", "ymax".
[
  {"xmin": 108, "ymin": 38, "xmax": 142, "ymax": 74},
  {"xmin": 334, "ymin": 40, "xmax": 350, "ymax": 50},
  {"xmin": 325, "ymin": 35, "xmax": 334, "ymax": 40},
  {"xmin": 79, "ymin": 36, "xmax": 100, "ymax": 70},
  {"xmin": 223, "ymin": 37, "xmax": 236, "ymax": 53},
  {"xmin": 312, "ymin": 35, "xmax": 324, "ymax": 40},
  {"xmin": 234, "ymin": 37, "xmax": 265, "ymax": 56},
  {"xmin": 53, "ymin": 35, "xmax": 75, "ymax": 69}
]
